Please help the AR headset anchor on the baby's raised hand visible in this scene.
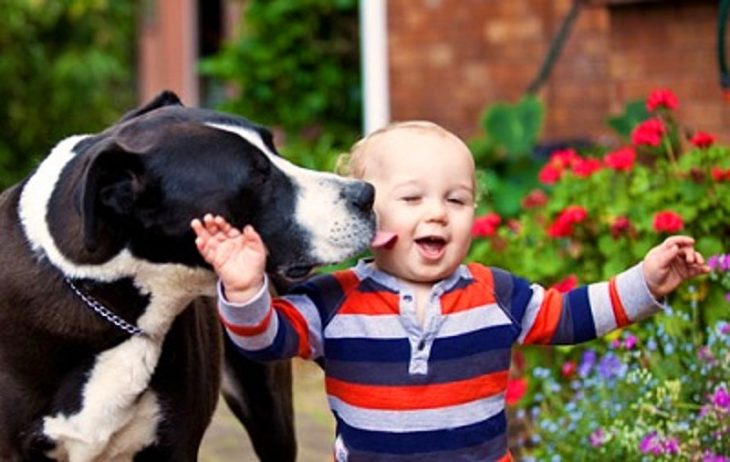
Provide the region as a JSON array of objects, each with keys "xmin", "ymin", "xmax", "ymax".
[
  {"xmin": 191, "ymin": 214, "xmax": 266, "ymax": 303},
  {"xmin": 642, "ymin": 235, "xmax": 710, "ymax": 299}
]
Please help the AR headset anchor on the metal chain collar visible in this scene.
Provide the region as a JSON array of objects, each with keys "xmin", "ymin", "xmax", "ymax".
[{"xmin": 64, "ymin": 277, "xmax": 144, "ymax": 336}]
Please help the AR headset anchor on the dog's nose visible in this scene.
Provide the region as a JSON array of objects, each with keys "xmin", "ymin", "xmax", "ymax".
[{"xmin": 344, "ymin": 182, "xmax": 375, "ymax": 214}]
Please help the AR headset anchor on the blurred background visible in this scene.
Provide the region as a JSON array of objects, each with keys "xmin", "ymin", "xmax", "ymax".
[{"xmin": 2, "ymin": 0, "xmax": 729, "ymax": 460}]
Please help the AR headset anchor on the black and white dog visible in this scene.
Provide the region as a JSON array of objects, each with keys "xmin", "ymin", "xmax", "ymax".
[{"xmin": 0, "ymin": 91, "xmax": 375, "ymax": 461}]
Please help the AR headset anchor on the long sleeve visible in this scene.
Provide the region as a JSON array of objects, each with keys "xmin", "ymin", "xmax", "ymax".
[
  {"xmin": 218, "ymin": 276, "xmax": 325, "ymax": 361},
  {"xmin": 492, "ymin": 263, "xmax": 665, "ymax": 345}
]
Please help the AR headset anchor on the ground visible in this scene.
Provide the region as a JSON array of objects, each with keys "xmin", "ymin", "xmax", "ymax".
[{"xmin": 199, "ymin": 359, "xmax": 334, "ymax": 462}]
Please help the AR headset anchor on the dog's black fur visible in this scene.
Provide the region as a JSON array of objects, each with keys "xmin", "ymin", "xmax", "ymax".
[{"xmin": 0, "ymin": 91, "xmax": 374, "ymax": 461}]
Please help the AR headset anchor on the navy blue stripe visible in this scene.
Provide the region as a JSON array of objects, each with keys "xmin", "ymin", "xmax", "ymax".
[
  {"xmin": 325, "ymin": 337, "xmax": 411, "ymax": 362},
  {"xmin": 568, "ymin": 286, "xmax": 596, "ymax": 343},
  {"xmin": 345, "ymin": 432, "xmax": 508, "ymax": 461},
  {"xmin": 358, "ymin": 277, "xmax": 398, "ymax": 294},
  {"xmin": 430, "ymin": 324, "xmax": 516, "ymax": 360},
  {"xmin": 326, "ymin": 348, "xmax": 511, "ymax": 385},
  {"xmin": 289, "ymin": 273, "xmax": 345, "ymax": 327},
  {"xmin": 230, "ymin": 321, "xmax": 294, "ymax": 361},
  {"xmin": 336, "ymin": 410, "xmax": 507, "ymax": 454},
  {"xmin": 509, "ymin": 275, "xmax": 533, "ymax": 326}
]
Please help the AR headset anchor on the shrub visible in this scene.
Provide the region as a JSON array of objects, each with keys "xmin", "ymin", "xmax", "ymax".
[{"xmin": 468, "ymin": 89, "xmax": 730, "ymax": 460}]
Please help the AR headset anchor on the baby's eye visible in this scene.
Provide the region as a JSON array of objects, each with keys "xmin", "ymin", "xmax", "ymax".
[
  {"xmin": 447, "ymin": 197, "xmax": 468, "ymax": 205},
  {"xmin": 401, "ymin": 196, "xmax": 421, "ymax": 203}
]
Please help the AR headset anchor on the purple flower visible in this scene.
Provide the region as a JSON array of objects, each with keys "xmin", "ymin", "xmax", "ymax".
[
  {"xmin": 697, "ymin": 346, "xmax": 716, "ymax": 363},
  {"xmin": 662, "ymin": 437, "xmax": 680, "ymax": 455},
  {"xmin": 708, "ymin": 255, "xmax": 720, "ymax": 270},
  {"xmin": 639, "ymin": 432, "xmax": 662, "ymax": 455},
  {"xmin": 598, "ymin": 353, "xmax": 624, "ymax": 380},
  {"xmin": 589, "ymin": 428, "xmax": 606, "ymax": 447},
  {"xmin": 720, "ymin": 322, "xmax": 730, "ymax": 335},
  {"xmin": 708, "ymin": 254, "xmax": 730, "ymax": 271},
  {"xmin": 703, "ymin": 452, "xmax": 730, "ymax": 462},
  {"xmin": 623, "ymin": 334, "xmax": 638, "ymax": 349},
  {"xmin": 711, "ymin": 387, "xmax": 730, "ymax": 410},
  {"xmin": 578, "ymin": 350, "xmax": 596, "ymax": 377},
  {"xmin": 725, "ymin": 292, "xmax": 730, "ymax": 303}
]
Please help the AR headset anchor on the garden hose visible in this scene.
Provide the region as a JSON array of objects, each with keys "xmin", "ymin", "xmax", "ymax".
[
  {"xmin": 525, "ymin": 0, "xmax": 582, "ymax": 95},
  {"xmin": 719, "ymin": 0, "xmax": 730, "ymax": 100}
]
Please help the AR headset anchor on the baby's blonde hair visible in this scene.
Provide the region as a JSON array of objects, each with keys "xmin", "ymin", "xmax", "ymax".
[{"xmin": 336, "ymin": 120, "xmax": 470, "ymax": 179}]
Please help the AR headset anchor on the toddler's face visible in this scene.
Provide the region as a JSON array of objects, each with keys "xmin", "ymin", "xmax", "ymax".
[{"xmin": 362, "ymin": 129, "xmax": 476, "ymax": 284}]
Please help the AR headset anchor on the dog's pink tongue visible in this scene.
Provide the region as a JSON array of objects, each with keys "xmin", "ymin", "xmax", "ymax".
[{"xmin": 371, "ymin": 231, "xmax": 398, "ymax": 249}]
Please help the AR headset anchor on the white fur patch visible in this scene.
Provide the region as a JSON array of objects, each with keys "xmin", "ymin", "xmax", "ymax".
[
  {"xmin": 19, "ymin": 137, "xmax": 218, "ymax": 460},
  {"xmin": 205, "ymin": 123, "xmax": 373, "ymax": 263}
]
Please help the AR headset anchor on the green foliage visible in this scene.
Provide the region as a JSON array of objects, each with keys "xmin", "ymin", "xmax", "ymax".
[
  {"xmin": 200, "ymin": 0, "xmax": 361, "ymax": 168},
  {"xmin": 0, "ymin": 0, "xmax": 136, "ymax": 189},
  {"xmin": 468, "ymin": 90, "xmax": 730, "ymax": 459},
  {"xmin": 607, "ymin": 99, "xmax": 650, "ymax": 140},
  {"xmin": 469, "ymin": 95, "xmax": 545, "ymax": 217}
]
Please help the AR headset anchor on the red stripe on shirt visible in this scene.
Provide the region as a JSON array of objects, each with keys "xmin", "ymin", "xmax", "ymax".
[
  {"xmin": 440, "ymin": 264, "xmax": 496, "ymax": 314},
  {"xmin": 338, "ymin": 291, "xmax": 400, "ymax": 315},
  {"xmin": 273, "ymin": 299, "xmax": 312, "ymax": 358},
  {"xmin": 522, "ymin": 289, "xmax": 563, "ymax": 345},
  {"xmin": 608, "ymin": 277, "xmax": 630, "ymax": 327},
  {"xmin": 220, "ymin": 305, "xmax": 274, "ymax": 337},
  {"xmin": 325, "ymin": 370, "xmax": 509, "ymax": 410}
]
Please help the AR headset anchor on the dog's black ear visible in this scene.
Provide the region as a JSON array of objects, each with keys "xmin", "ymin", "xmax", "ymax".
[
  {"xmin": 118, "ymin": 90, "xmax": 183, "ymax": 123},
  {"xmin": 80, "ymin": 141, "xmax": 145, "ymax": 252}
]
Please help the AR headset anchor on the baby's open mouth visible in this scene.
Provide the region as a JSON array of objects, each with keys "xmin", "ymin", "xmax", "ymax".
[{"xmin": 415, "ymin": 236, "xmax": 447, "ymax": 258}]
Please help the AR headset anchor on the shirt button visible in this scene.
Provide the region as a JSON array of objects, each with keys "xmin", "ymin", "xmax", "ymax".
[
  {"xmin": 417, "ymin": 340, "xmax": 426, "ymax": 351},
  {"xmin": 403, "ymin": 294, "xmax": 413, "ymax": 303}
]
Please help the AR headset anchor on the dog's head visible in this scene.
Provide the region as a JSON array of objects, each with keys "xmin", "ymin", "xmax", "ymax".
[{"xmin": 21, "ymin": 91, "xmax": 375, "ymax": 280}]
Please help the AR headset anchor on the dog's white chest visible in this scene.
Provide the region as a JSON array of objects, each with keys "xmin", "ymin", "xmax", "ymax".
[{"xmin": 42, "ymin": 336, "xmax": 163, "ymax": 462}]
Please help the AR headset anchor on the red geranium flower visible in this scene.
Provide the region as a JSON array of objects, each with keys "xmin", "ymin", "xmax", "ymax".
[
  {"xmin": 550, "ymin": 274, "xmax": 578, "ymax": 293},
  {"xmin": 505, "ymin": 377, "xmax": 528, "ymax": 405},
  {"xmin": 690, "ymin": 130, "xmax": 716, "ymax": 148},
  {"xmin": 572, "ymin": 157, "xmax": 603, "ymax": 178},
  {"xmin": 522, "ymin": 189, "xmax": 549, "ymax": 209},
  {"xmin": 538, "ymin": 149, "xmax": 581, "ymax": 184},
  {"xmin": 547, "ymin": 206, "xmax": 588, "ymax": 238},
  {"xmin": 471, "ymin": 213, "xmax": 501, "ymax": 237},
  {"xmin": 631, "ymin": 118, "xmax": 666, "ymax": 147},
  {"xmin": 610, "ymin": 216, "xmax": 632, "ymax": 238},
  {"xmin": 646, "ymin": 88, "xmax": 679, "ymax": 112},
  {"xmin": 711, "ymin": 167, "xmax": 730, "ymax": 182},
  {"xmin": 653, "ymin": 210, "xmax": 684, "ymax": 233},
  {"xmin": 604, "ymin": 147, "xmax": 636, "ymax": 171},
  {"xmin": 561, "ymin": 360, "xmax": 577, "ymax": 378}
]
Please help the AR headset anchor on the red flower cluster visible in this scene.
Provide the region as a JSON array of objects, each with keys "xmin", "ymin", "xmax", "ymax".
[
  {"xmin": 711, "ymin": 167, "xmax": 730, "ymax": 182},
  {"xmin": 547, "ymin": 205, "xmax": 588, "ymax": 237},
  {"xmin": 561, "ymin": 360, "xmax": 577, "ymax": 378},
  {"xmin": 610, "ymin": 216, "xmax": 632, "ymax": 239},
  {"xmin": 471, "ymin": 213, "xmax": 501, "ymax": 237},
  {"xmin": 652, "ymin": 210, "xmax": 684, "ymax": 233},
  {"xmin": 603, "ymin": 147, "xmax": 636, "ymax": 171},
  {"xmin": 538, "ymin": 149, "xmax": 603, "ymax": 184},
  {"xmin": 521, "ymin": 189, "xmax": 549, "ymax": 209},
  {"xmin": 505, "ymin": 377, "xmax": 528, "ymax": 405},
  {"xmin": 631, "ymin": 118, "xmax": 666, "ymax": 147},
  {"xmin": 550, "ymin": 274, "xmax": 578, "ymax": 293},
  {"xmin": 690, "ymin": 130, "xmax": 716, "ymax": 148},
  {"xmin": 646, "ymin": 88, "xmax": 679, "ymax": 112}
]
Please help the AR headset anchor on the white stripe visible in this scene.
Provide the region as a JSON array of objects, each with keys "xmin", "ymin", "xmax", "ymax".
[
  {"xmin": 616, "ymin": 263, "xmax": 663, "ymax": 321},
  {"xmin": 283, "ymin": 294, "xmax": 324, "ymax": 359},
  {"xmin": 325, "ymin": 313, "xmax": 403, "ymax": 339},
  {"xmin": 588, "ymin": 282, "xmax": 617, "ymax": 336},
  {"xmin": 517, "ymin": 284, "xmax": 544, "ymax": 344},
  {"xmin": 228, "ymin": 313, "xmax": 280, "ymax": 351},
  {"xmin": 438, "ymin": 304, "xmax": 513, "ymax": 337},
  {"xmin": 329, "ymin": 393, "xmax": 505, "ymax": 432}
]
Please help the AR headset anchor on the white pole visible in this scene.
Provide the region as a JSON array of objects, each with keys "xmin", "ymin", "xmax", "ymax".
[{"xmin": 360, "ymin": 0, "xmax": 390, "ymax": 135}]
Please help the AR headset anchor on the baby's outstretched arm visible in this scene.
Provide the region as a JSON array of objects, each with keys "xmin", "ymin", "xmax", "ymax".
[
  {"xmin": 642, "ymin": 235, "xmax": 710, "ymax": 299},
  {"xmin": 191, "ymin": 214, "xmax": 266, "ymax": 303}
]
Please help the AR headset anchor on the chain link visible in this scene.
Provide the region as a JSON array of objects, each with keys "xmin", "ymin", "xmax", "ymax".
[{"xmin": 65, "ymin": 278, "xmax": 144, "ymax": 336}]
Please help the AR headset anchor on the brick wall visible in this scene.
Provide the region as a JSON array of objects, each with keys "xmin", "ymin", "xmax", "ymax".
[{"xmin": 387, "ymin": 0, "xmax": 729, "ymax": 144}]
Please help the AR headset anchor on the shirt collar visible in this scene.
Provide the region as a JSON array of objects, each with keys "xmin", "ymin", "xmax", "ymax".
[{"xmin": 353, "ymin": 258, "xmax": 472, "ymax": 294}]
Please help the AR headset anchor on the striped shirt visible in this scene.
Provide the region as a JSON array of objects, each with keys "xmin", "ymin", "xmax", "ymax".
[{"xmin": 218, "ymin": 259, "xmax": 662, "ymax": 461}]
